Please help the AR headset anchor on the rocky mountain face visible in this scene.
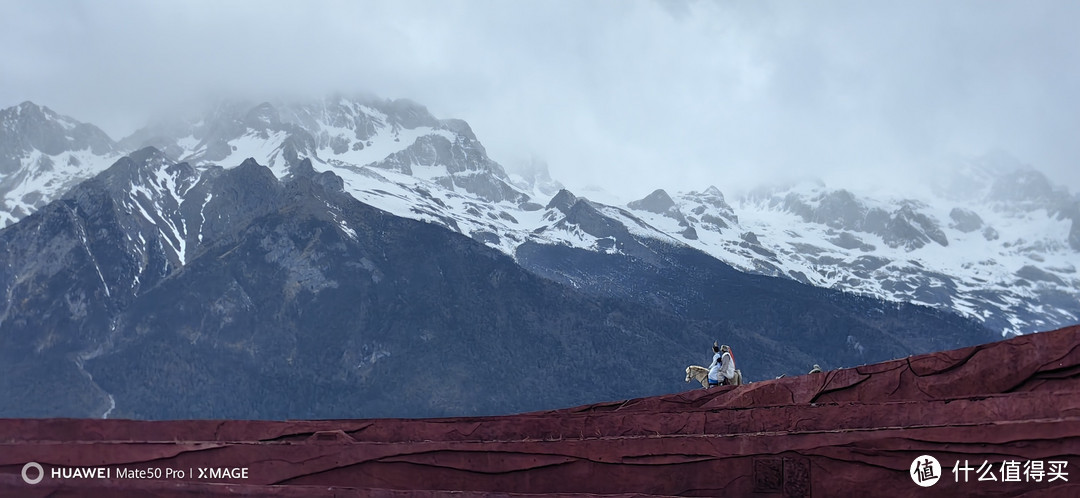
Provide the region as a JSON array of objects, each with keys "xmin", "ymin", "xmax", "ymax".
[
  {"xmin": 0, "ymin": 146, "xmax": 996, "ymax": 419},
  {"xmin": 1, "ymin": 100, "xmax": 1075, "ymax": 340},
  {"xmin": 0, "ymin": 98, "xmax": 1071, "ymax": 419}
]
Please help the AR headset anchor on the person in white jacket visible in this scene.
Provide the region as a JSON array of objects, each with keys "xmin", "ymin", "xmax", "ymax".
[{"xmin": 707, "ymin": 344, "xmax": 736, "ymax": 387}]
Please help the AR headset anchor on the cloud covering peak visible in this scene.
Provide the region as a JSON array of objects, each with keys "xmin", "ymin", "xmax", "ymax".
[{"xmin": 3, "ymin": 0, "xmax": 1078, "ymax": 198}]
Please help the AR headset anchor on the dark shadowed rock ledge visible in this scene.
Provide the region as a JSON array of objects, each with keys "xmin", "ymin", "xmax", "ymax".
[{"xmin": 2, "ymin": 324, "xmax": 1079, "ymax": 497}]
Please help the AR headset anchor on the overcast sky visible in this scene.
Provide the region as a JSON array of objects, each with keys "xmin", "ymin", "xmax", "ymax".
[{"xmin": 3, "ymin": 0, "xmax": 1078, "ymax": 200}]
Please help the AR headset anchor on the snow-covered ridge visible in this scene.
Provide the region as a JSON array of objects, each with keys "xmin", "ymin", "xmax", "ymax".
[
  {"xmin": 1, "ymin": 99, "xmax": 1076, "ymax": 337},
  {"xmin": 314, "ymin": 145, "xmax": 1080, "ymax": 336},
  {"xmin": 617, "ymin": 174, "xmax": 1079, "ymax": 336}
]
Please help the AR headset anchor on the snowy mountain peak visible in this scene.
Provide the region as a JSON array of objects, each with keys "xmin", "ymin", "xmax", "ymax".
[
  {"xmin": 7, "ymin": 101, "xmax": 73, "ymax": 128},
  {"xmin": 98, "ymin": 146, "xmax": 186, "ymax": 191},
  {"xmin": 1, "ymin": 101, "xmax": 116, "ymax": 161},
  {"xmin": 0, "ymin": 102, "xmax": 122, "ymax": 227},
  {"xmin": 115, "ymin": 96, "xmax": 529, "ymax": 204},
  {"xmin": 125, "ymin": 145, "xmax": 171, "ymax": 169}
]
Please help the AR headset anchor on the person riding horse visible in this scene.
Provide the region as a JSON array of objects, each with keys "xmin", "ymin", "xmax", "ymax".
[{"xmin": 708, "ymin": 343, "xmax": 736, "ymax": 387}]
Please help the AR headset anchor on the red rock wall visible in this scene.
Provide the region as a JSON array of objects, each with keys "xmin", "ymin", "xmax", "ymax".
[{"xmin": 2, "ymin": 325, "xmax": 1078, "ymax": 497}]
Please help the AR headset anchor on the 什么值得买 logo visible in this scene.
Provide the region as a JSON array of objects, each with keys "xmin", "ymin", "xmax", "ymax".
[{"xmin": 911, "ymin": 455, "xmax": 941, "ymax": 487}]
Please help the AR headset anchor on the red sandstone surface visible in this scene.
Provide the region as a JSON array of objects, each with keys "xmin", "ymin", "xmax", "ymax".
[{"xmin": 2, "ymin": 325, "xmax": 1079, "ymax": 497}]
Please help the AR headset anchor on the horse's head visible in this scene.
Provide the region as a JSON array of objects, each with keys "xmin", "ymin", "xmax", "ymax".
[{"xmin": 684, "ymin": 366, "xmax": 692, "ymax": 382}]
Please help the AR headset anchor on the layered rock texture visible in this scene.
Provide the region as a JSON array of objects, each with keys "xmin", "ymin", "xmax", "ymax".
[{"xmin": 2, "ymin": 324, "xmax": 1077, "ymax": 497}]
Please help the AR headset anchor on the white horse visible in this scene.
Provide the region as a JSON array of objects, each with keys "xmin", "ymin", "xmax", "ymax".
[{"xmin": 685, "ymin": 365, "xmax": 742, "ymax": 388}]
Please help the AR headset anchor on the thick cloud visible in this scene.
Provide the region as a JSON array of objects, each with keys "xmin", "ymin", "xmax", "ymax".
[{"xmin": 2, "ymin": 0, "xmax": 1078, "ymax": 199}]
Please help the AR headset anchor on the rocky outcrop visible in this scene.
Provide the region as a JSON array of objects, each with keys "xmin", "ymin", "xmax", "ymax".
[
  {"xmin": 2, "ymin": 325, "xmax": 1077, "ymax": 496},
  {"xmin": 780, "ymin": 189, "xmax": 950, "ymax": 251},
  {"xmin": 367, "ymin": 121, "xmax": 525, "ymax": 203},
  {"xmin": 687, "ymin": 185, "xmax": 737, "ymax": 227},
  {"xmin": 882, "ymin": 204, "xmax": 949, "ymax": 250},
  {"xmin": 949, "ymin": 207, "xmax": 984, "ymax": 233},
  {"xmin": 544, "ymin": 188, "xmax": 578, "ymax": 213},
  {"xmin": 628, "ymin": 188, "xmax": 676, "ymax": 214}
]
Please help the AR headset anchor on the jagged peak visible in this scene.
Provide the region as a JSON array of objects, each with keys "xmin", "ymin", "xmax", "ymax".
[
  {"xmin": 89, "ymin": 146, "xmax": 197, "ymax": 197},
  {"xmin": 0, "ymin": 101, "xmax": 116, "ymax": 157},
  {"xmin": 237, "ymin": 157, "xmax": 263, "ymax": 169},
  {"xmin": 690, "ymin": 185, "xmax": 730, "ymax": 206},
  {"xmin": 128, "ymin": 145, "xmax": 168, "ymax": 163},
  {"xmin": 291, "ymin": 157, "xmax": 317, "ymax": 178},
  {"xmin": 284, "ymin": 157, "xmax": 342, "ymax": 192},
  {"xmin": 3, "ymin": 101, "xmax": 74, "ymax": 127},
  {"xmin": 97, "ymin": 146, "xmax": 170, "ymax": 179},
  {"xmin": 628, "ymin": 189, "xmax": 676, "ymax": 214},
  {"xmin": 546, "ymin": 189, "xmax": 578, "ymax": 213},
  {"xmin": 15, "ymin": 100, "xmax": 45, "ymax": 114},
  {"xmin": 216, "ymin": 157, "xmax": 282, "ymax": 196},
  {"xmin": 4, "ymin": 101, "xmax": 56, "ymax": 119}
]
